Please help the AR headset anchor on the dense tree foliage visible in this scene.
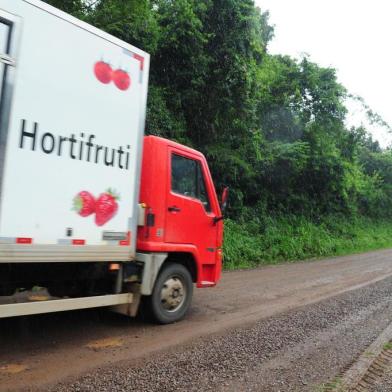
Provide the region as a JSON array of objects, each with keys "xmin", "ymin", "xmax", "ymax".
[{"xmin": 45, "ymin": 0, "xmax": 392, "ymax": 221}]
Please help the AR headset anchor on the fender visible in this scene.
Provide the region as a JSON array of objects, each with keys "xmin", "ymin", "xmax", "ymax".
[{"xmin": 136, "ymin": 241, "xmax": 204, "ymax": 285}]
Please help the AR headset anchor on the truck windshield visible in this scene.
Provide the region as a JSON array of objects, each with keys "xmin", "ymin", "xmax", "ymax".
[{"xmin": 171, "ymin": 154, "xmax": 211, "ymax": 212}]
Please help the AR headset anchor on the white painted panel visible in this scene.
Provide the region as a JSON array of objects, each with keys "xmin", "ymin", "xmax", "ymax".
[{"xmin": 0, "ymin": 0, "xmax": 149, "ymax": 254}]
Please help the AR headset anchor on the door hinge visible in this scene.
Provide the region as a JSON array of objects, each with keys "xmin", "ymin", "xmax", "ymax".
[{"xmin": 0, "ymin": 54, "xmax": 16, "ymax": 67}]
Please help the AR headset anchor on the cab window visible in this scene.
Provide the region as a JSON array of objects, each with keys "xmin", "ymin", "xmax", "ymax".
[{"xmin": 171, "ymin": 154, "xmax": 211, "ymax": 212}]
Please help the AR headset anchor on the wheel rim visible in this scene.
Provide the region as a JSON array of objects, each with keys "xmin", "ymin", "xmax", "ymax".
[{"xmin": 160, "ymin": 275, "xmax": 186, "ymax": 312}]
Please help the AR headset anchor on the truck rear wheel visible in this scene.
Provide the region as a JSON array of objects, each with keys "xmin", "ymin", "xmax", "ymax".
[{"xmin": 146, "ymin": 262, "xmax": 193, "ymax": 324}]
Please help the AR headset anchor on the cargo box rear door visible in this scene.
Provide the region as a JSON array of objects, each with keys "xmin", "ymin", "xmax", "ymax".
[
  {"xmin": 0, "ymin": 17, "xmax": 12, "ymax": 97},
  {"xmin": 0, "ymin": 9, "xmax": 17, "ymax": 210}
]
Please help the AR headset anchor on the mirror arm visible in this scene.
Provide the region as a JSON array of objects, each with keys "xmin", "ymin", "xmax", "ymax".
[{"xmin": 213, "ymin": 216, "xmax": 224, "ymax": 225}]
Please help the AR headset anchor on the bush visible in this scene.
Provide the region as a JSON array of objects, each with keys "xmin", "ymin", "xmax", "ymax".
[{"xmin": 223, "ymin": 215, "xmax": 392, "ymax": 269}]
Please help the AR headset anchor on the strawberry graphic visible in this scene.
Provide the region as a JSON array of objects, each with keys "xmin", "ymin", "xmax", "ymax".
[
  {"xmin": 94, "ymin": 61, "xmax": 113, "ymax": 84},
  {"xmin": 112, "ymin": 69, "xmax": 131, "ymax": 91},
  {"xmin": 73, "ymin": 191, "xmax": 96, "ymax": 217},
  {"xmin": 95, "ymin": 189, "xmax": 119, "ymax": 226}
]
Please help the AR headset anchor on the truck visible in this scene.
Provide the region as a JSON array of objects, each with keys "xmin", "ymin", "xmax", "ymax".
[{"xmin": 0, "ymin": 0, "xmax": 226, "ymax": 324}]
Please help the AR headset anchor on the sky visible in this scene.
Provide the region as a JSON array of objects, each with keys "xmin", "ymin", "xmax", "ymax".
[{"xmin": 254, "ymin": 0, "xmax": 392, "ymax": 148}]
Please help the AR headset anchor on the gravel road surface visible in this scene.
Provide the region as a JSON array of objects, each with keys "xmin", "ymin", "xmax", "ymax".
[
  {"xmin": 369, "ymin": 369, "xmax": 392, "ymax": 392},
  {"xmin": 54, "ymin": 276, "xmax": 392, "ymax": 392},
  {"xmin": 1, "ymin": 249, "xmax": 392, "ymax": 391}
]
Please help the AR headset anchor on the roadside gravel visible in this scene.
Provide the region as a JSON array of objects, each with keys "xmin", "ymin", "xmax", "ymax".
[
  {"xmin": 370, "ymin": 371, "xmax": 392, "ymax": 392},
  {"xmin": 53, "ymin": 276, "xmax": 392, "ymax": 392}
]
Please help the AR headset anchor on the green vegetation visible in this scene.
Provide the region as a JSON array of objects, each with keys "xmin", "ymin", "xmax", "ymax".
[
  {"xmin": 315, "ymin": 376, "xmax": 345, "ymax": 392},
  {"xmin": 383, "ymin": 342, "xmax": 392, "ymax": 350},
  {"xmin": 45, "ymin": 0, "xmax": 392, "ymax": 267},
  {"xmin": 224, "ymin": 216, "xmax": 392, "ymax": 269}
]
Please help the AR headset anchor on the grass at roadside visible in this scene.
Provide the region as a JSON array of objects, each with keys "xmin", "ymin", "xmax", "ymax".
[
  {"xmin": 315, "ymin": 376, "xmax": 344, "ymax": 392},
  {"xmin": 223, "ymin": 215, "xmax": 392, "ymax": 270}
]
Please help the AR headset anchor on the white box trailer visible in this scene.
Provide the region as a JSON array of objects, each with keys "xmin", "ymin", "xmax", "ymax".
[
  {"xmin": 0, "ymin": 0, "xmax": 155, "ymax": 319},
  {"xmin": 0, "ymin": 0, "xmax": 149, "ymax": 263}
]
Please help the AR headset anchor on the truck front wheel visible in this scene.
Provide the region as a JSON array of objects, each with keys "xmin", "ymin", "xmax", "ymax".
[{"xmin": 146, "ymin": 262, "xmax": 193, "ymax": 324}]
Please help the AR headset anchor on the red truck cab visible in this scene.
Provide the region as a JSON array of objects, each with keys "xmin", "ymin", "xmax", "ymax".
[{"xmin": 138, "ymin": 136, "xmax": 223, "ymax": 288}]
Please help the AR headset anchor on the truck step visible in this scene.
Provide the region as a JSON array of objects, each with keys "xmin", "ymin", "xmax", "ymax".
[{"xmin": 200, "ymin": 281, "xmax": 216, "ymax": 287}]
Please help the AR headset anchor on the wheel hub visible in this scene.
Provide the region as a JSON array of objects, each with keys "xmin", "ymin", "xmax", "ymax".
[{"xmin": 160, "ymin": 277, "xmax": 185, "ymax": 312}]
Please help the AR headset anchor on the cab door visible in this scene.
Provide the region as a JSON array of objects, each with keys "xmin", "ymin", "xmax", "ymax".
[{"xmin": 165, "ymin": 148, "xmax": 219, "ymax": 265}]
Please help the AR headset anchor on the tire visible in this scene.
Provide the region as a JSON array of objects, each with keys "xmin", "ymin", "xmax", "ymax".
[{"xmin": 146, "ymin": 262, "xmax": 193, "ymax": 324}]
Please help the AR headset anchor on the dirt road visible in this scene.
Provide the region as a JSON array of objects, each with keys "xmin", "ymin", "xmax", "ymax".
[{"xmin": 1, "ymin": 249, "xmax": 392, "ymax": 391}]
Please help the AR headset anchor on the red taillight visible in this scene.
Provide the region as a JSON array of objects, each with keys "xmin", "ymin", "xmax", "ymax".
[
  {"xmin": 16, "ymin": 237, "xmax": 32, "ymax": 244},
  {"xmin": 119, "ymin": 231, "xmax": 131, "ymax": 246},
  {"xmin": 72, "ymin": 239, "xmax": 85, "ymax": 245}
]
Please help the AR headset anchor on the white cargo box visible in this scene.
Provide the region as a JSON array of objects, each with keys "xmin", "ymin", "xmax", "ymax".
[{"xmin": 0, "ymin": 0, "xmax": 150, "ymax": 262}]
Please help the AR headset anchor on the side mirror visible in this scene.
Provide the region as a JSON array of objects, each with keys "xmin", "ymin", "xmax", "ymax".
[
  {"xmin": 213, "ymin": 187, "xmax": 229, "ymax": 225},
  {"xmin": 221, "ymin": 187, "xmax": 229, "ymax": 213}
]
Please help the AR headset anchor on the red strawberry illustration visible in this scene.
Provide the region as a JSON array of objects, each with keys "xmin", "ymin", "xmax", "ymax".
[
  {"xmin": 95, "ymin": 189, "xmax": 119, "ymax": 226},
  {"xmin": 73, "ymin": 191, "xmax": 96, "ymax": 217},
  {"xmin": 94, "ymin": 61, "xmax": 113, "ymax": 84},
  {"xmin": 112, "ymin": 69, "xmax": 131, "ymax": 91}
]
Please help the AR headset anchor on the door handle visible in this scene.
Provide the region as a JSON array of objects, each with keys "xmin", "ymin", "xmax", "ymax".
[{"xmin": 168, "ymin": 206, "xmax": 181, "ymax": 212}]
